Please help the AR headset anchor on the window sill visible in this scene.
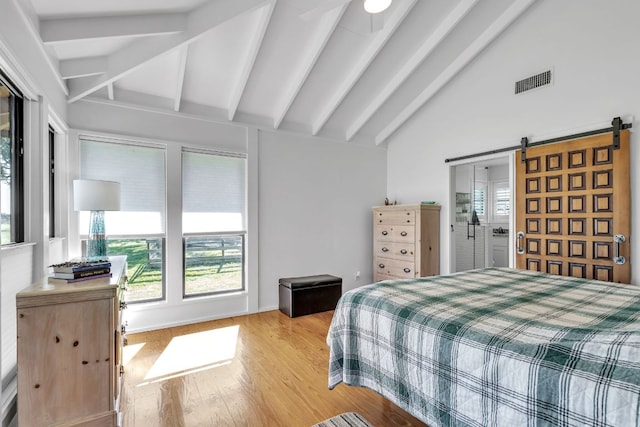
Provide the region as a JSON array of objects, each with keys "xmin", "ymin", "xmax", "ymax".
[{"xmin": 1, "ymin": 242, "xmax": 37, "ymax": 252}]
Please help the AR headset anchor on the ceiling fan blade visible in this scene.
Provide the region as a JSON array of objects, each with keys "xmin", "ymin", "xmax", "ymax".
[{"xmin": 299, "ymin": 0, "xmax": 351, "ymax": 21}]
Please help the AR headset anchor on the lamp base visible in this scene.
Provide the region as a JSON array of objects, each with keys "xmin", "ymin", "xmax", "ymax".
[{"xmin": 87, "ymin": 210, "xmax": 108, "ymax": 259}]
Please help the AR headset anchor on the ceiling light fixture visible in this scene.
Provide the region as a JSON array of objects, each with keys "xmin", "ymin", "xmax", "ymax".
[{"xmin": 364, "ymin": 0, "xmax": 392, "ymax": 14}]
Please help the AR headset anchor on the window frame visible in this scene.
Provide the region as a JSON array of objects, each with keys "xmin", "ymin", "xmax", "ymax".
[
  {"xmin": 79, "ymin": 137, "xmax": 167, "ymax": 304},
  {"xmin": 0, "ymin": 69, "xmax": 24, "ymax": 245},
  {"xmin": 48, "ymin": 125, "xmax": 55, "ymax": 238},
  {"xmin": 181, "ymin": 148, "xmax": 247, "ymax": 298}
]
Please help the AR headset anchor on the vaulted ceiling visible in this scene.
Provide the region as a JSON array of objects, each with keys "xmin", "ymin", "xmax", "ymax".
[{"xmin": 21, "ymin": 0, "xmax": 535, "ymax": 145}]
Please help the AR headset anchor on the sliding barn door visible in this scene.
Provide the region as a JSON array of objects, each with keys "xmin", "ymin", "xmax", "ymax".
[{"xmin": 515, "ymin": 130, "xmax": 630, "ymax": 283}]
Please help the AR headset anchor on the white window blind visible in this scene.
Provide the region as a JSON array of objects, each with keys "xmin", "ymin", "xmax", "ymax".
[
  {"xmin": 494, "ymin": 181, "xmax": 510, "ymax": 217},
  {"xmin": 182, "ymin": 150, "xmax": 246, "ymax": 233},
  {"xmin": 80, "ymin": 139, "xmax": 166, "ymax": 235},
  {"xmin": 473, "ymin": 181, "xmax": 487, "ymax": 219}
]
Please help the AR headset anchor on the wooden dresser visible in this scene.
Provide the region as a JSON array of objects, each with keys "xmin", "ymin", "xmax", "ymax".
[
  {"xmin": 16, "ymin": 256, "xmax": 127, "ymax": 427},
  {"xmin": 373, "ymin": 204, "xmax": 440, "ymax": 282}
]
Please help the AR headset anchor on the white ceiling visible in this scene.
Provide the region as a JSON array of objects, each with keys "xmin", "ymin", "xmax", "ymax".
[{"xmin": 22, "ymin": 0, "xmax": 536, "ymax": 145}]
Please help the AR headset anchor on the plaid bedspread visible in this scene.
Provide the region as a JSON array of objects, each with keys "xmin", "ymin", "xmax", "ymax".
[{"xmin": 327, "ymin": 268, "xmax": 640, "ymax": 427}]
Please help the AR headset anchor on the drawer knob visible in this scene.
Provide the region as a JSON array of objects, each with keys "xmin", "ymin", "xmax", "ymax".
[
  {"xmin": 400, "ymin": 249, "xmax": 407, "ymax": 255},
  {"xmin": 378, "ymin": 263, "xmax": 385, "ymax": 269},
  {"xmin": 381, "ymin": 247, "xmax": 389, "ymax": 252},
  {"xmin": 403, "ymin": 268, "xmax": 411, "ymax": 273},
  {"xmin": 120, "ymin": 301, "xmax": 128, "ymax": 310},
  {"xmin": 381, "ymin": 230, "xmax": 388, "ymax": 236},
  {"xmin": 400, "ymin": 231, "xmax": 408, "ymax": 237}
]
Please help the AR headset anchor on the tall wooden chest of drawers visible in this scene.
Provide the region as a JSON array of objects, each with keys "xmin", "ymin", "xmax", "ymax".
[
  {"xmin": 16, "ymin": 256, "xmax": 127, "ymax": 427},
  {"xmin": 373, "ymin": 204, "xmax": 440, "ymax": 282}
]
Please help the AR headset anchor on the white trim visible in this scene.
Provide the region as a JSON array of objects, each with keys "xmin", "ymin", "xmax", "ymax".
[
  {"xmin": 0, "ymin": 33, "xmax": 39, "ymax": 100},
  {"xmin": 10, "ymin": 0, "xmax": 67, "ymax": 96},
  {"xmin": 448, "ymin": 151, "xmax": 512, "ymax": 274}
]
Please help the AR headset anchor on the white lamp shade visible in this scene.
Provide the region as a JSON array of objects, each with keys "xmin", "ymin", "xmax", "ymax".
[
  {"xmin": 73, "ymin": 179, "xmax": 121, "ymax": 211},
  {"xmin": 364, "ymin": 0, "xmax": 392, "ymax": 13}
]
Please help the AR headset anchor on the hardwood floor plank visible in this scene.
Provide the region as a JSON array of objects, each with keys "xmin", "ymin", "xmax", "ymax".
[{"xmin": 121, "ymin": 310, "xmax": 427, "ymax": 426}]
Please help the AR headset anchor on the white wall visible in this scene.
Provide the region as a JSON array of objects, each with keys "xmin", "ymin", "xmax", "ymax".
[
  {"xmin": 258, "ymin": 130, "xmax": 387, "ymax": 310},
  {"xmin": 386, "ymin": 0, "xmax": 640, "ymax": 282}
]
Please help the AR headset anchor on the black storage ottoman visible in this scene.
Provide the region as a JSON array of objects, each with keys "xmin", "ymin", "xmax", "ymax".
[{"xmin": 278, "ymin": 274, "xmax": 342, "ymax": 318}]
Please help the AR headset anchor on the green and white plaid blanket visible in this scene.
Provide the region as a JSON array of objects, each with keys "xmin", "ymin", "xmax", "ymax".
[{"xmin": 327, "ymin": 268, "xmax": 640, "ymax": 427}]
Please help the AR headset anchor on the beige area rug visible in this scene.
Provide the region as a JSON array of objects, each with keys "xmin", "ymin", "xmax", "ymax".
[{"xmin": 312, "ymin": 412, "xmax": 373, "ymax": 427}]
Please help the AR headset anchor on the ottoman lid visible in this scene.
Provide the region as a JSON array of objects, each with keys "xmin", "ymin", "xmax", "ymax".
[{"xmin": 279, "ymin": 274, "xmax": 342, "ymax": 289}]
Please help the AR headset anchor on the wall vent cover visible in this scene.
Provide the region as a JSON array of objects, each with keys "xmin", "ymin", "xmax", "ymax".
[{"xmin": 515, "ymin": 70, "xmax": 552, "ymax": 94}]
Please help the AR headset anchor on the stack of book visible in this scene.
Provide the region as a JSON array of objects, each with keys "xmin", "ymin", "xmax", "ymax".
[{"xmin": 49, "ymin": 258, "xmax": 112, "ymax": 283}]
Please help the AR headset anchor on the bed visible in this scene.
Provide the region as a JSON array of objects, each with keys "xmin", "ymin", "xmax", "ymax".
[{"xmin": 327, "ymin": 268, "xmax": 640, "ymax": 426}]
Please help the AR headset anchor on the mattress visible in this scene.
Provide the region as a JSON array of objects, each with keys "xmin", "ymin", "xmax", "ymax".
[{"xmin": 327, "ymin": 268, "xmax": 640, "ymax": 426}]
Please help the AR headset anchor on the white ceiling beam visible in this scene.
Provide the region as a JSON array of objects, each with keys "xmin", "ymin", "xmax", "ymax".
[
  {"xmin": 228, "ymin": 0, "xmax": 276, "ymax": 121},
  {"xmin": 107, "ymin": 82, "xmax": 114, "ymax": 101},
  {"xmin": 311, "ymin": 0, "xmax": 417, "ymax": 136},
  {"xmin": 67, "ymin": 0, "xmax": 269, "ymax": 103},
  {"xmin": 346, "ymin": 0, "xmax": 479, "ymax": 141},
  {"xmin": 40, "ymin": 13, "xmax": 187, "ymax": 44},
  {"xmin": 299, "ymin": 0, "xmax": 350, "ymax": 21},
  {"xmin": 375, "ymin": 0, "xmax": 536, "ymax": 145},
  {"xmin": 11, "ymin": 0, "xmax": 68, "ymax": 96},
  {"xmin": 174, "ymin": 45, "xmax": 189, "ymax": 112},
  {"xmin": 59, "ymin": 56, "xmax": 107, "ymax": 79},
  {"xmin": 273, "ymin": 3, "xmax": 348, "ymax": 129}
]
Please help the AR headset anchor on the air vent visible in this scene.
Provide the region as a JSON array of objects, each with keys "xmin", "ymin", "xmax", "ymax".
[{"xmin": 515, "ymin": 70, "xmax": 552, "ymax": 94}]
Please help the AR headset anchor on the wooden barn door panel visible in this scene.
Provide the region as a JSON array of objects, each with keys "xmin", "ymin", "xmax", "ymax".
[{"xmin": 515, "ymin": 130, "xmax": 630, "ymax": 283}]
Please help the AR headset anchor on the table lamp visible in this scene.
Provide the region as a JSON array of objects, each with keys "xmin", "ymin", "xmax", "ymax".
[{"xmin": 73, "ymin": 179, "xmax": 121, "ymax": 259}]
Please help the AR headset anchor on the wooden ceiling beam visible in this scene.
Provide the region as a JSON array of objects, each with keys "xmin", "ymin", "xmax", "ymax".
[
  {"xmin": 228, "ymin": 0, "xmax": 276, "ymax": 121},
  {"xmin": 272, "ymin": 2, "xmax": 348, "ymax": 129},
  {"xmin": 173, "ymin": 45, "xmax": 189, "ymax": 112},
  {"xmin": 311, "ymin": 0, "xmax": 417, "ymax": 136},
  {"xmin": 346, "ymin": 0, "xmax": 479, "ymax": 141},
  {"xmin": 375, "ymin": 0, "xmax": 536, "ymax": 145},
  {"xmin": 59, "ymin": 56, "xmax": 107, "ymax": 80},
  {"xmin": 67, "ymin": 0, "xmax": 270, "ymax": 103},
  {"xmin": 40, "ymin": 13, "xmax": 187, "ymax": 44}
]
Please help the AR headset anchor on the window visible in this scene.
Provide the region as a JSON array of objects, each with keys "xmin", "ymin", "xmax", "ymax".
[
  {"xmin": 493, "ymin": 181, "xmax": 510, "ymax": 218},
  {"xmin": 80, "ymin": 138, "xmax": 166, "ymax": 302},
  {"xmin": 182, "ymin": 149, "xmax": 246, "ymax": 297},
  {"xmin": 472, "ymin": 180, "xmax": 487, "ymax": 223},
  {"xmin": 0, "ymin": 71, "xmax": 24, "ymax": 244},
  {"xmin": 49, "ymin": 126, "xmax": 55, "ymax": 237}
]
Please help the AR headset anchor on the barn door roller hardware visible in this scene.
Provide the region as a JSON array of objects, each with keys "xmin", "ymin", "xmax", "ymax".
[
  {"xmin": 445, "ymin": 116, "xmax": 632, "ymax": 164},
  {"xmin": 520, "ymin": 137, "xmax": 528, "ymax": 163},
  {"xmin": 612, "ymin": 117, "xmax": 624, "ymax": 150}
]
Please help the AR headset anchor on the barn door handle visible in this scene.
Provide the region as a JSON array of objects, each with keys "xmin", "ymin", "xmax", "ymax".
[
  {"xmin": 613, "ymin": 234, "xmax": 626, "ymax": 265},
  {"xmin": 516, "ymin": 231, "xmax": 525, "ymax": 254}
]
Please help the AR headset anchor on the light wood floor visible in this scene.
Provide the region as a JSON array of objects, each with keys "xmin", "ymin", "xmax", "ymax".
[{"xmin": 121, "ymin": 310, "xmax": 427, "ymax": 426}]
